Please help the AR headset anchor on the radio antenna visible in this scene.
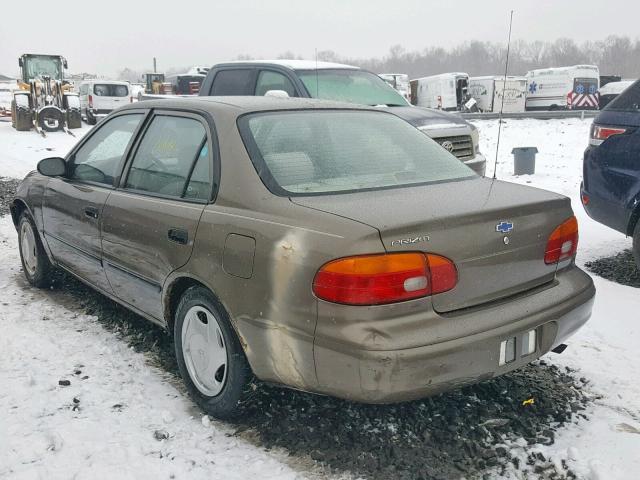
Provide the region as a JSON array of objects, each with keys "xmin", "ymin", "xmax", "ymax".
[
  {"xmin": 315, "ymin": 48, "xmax": 319, "ymax": 97},
  {"xmin": 493, "ymin": 10, "xmax": 514, "ymax": 180}
]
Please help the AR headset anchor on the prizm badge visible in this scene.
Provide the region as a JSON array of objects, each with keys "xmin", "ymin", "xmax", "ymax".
[
  {"xmin": 496, "ymin": 221, "xmax": 514, "ymax": 233},
  {"xmin": 390, "ymin": 235, "xmax": 430, "ymax": 247}
]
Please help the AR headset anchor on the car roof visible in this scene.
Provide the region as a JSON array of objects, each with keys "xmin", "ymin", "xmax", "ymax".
[
  {"xmin": 126, "ymin": 96, "xmax": 378, "ymax": 115},
  {"xmin": 214, "ymin": 59, "xmax": 359, "ymax": 71}
]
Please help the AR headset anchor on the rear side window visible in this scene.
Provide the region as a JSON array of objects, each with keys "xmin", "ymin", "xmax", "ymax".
[
  {"xmin": 239, "ymin": 110, "xmax": 475, "ymax": 196},
  {"xmin": 125, "ymin": 115, "xmax": 210, "ymax": 200},
  {"xmin": 255, "ymin": 70, "xmax": 296, "ymax": 96},
  {"xmin": 211, "ymin": 69, "xmax": 254, "ymax": 95},
  {"xmin": 605, "ymin": 80, "xmax": 640, "ymax": 112},
  {"xmin": 94, "ymin": 84, "xmax": 129, "ymax": 97}
]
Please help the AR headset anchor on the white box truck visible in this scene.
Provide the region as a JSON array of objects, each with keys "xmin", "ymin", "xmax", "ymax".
[
  {"xmin": 525, "ymin": 65, "xmax": 600, "ymax": 111},
  {"xmin": 379, "ymin": 73, "xmax": 410, "ymax": 101},
  {"xmin": 469, "ymin": 76, "xmax": 527, "ymax": 113},
  {"xmin": 409, "ymin": 72, "xmax": 470, "ymax": 111}
]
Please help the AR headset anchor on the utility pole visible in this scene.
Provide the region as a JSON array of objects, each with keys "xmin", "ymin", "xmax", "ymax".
[{"xmin": 153, "ymin": 57, "xmax": 157, "ymax": 74}]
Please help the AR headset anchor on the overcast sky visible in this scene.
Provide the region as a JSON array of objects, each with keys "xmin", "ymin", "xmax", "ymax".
[{"xmin": 2, "ymin": 0, "xmax": 638, "ymax": 77}]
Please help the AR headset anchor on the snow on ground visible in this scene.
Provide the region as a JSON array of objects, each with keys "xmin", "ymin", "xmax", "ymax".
[
  {"xmin": 472, "ymin": 117, "xmax": 640, "ymax": 479},
  {"xmin": 0, "ymin": 117, "xmax": 639, "ymax": 479},
  {"xmin": 0, "ymin": 221, "xmax": 308, "ymax": 480},
  {"xmin": 0, "ymin": 120, "xmax": 91, "ymax": 178}
]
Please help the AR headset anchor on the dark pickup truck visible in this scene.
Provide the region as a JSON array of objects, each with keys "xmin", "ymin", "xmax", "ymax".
[{"xmin": 198, "ymin": 60, "xmax": 486, "ymax": 175}]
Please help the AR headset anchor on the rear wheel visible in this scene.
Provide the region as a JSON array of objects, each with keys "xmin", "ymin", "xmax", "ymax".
[
  {"xmin": 174, "ymin": 286, "xmax": 254, "ymax": 419},
  {"xmin": 633, "ymin": 221, "xmax": 640, "ymax": 270},
  {"xmin": 17, "ymin": 212, "xmax": 53, "ymax": 288}
]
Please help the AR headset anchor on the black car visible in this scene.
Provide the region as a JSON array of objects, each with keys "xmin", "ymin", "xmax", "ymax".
[{"xmin": 582, "ymin": 79, "xmax": 640, "ymax": 266}]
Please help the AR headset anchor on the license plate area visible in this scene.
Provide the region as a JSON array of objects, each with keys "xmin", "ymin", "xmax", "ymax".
[{"xmin": 499, "ymin": 328, "xmax": 538, "ymax": 366}]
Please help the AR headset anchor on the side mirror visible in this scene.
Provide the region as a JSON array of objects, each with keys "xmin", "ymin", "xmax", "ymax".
[
  {"xmin": 37, "ymin": 157, "xmax": 66, "ymax": 177},
  {"xmin": 63, "ymin": 59, "xmax": 68, "ymax": 69},
  {"xmin": 264, "ymin": 90, "xmax": 290, "ymax": 98},
  {"xmin": 18, "ymin": 58, "xmax": 23, "ymax": 68}
]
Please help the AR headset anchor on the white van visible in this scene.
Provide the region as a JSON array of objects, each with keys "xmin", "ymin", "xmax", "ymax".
[
  {"xmin": 379, "ymin": 73, "xmax": 410, "ymax": 100},
  {"xmin": 525, "ymin": 65, "xmax": 600, "ymax": 111},
  {"xmin": 409, "ymin": 73, "xmax": 470, "ymax": 111},
  {"xmin": 469, "ymin": 76, "xmax": 527, "ymax": 113},
  {"xmin": 78, "ymin": 80, "xmax": 132, "ymax": 124}
]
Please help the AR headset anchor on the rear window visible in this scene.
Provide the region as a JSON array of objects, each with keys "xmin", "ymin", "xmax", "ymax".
[
  {"xmin": 239, "ymin": 110, "xmax": 475, "ymax": 196},
  {"xmin": 605, "ymin": 80, "xmax": 640, "ymax": 112},
  {"xmin": 94, "ymin": 84, "xmax": 129, "ymax": 97}
]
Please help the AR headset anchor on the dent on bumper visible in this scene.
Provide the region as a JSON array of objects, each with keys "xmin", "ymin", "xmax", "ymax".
[{"xmin": 313, "ymin": 267, "xmax": 595, "ymax": 403}]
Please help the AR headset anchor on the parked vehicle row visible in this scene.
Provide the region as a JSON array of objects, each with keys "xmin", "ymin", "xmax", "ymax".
[{"xmin": 12, "ymin": 96, "xmax": 595, "ymax": 418}]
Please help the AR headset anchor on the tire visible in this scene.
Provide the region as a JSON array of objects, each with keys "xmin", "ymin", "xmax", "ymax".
[
  {"xmin": 38, "ymin": 108, "xmax": 65, "ymax": 132},
  {"xmin": 17, "ymin": 212, "xmax": 53, "ymax": 288},
  {"xmin": 633, "ymin": 221, "xmax": 640, "ymax": 270},
  {"xmin": 14, "ymin": 104, "xmax": 33, "ymax": 131},
  {"xmin": 10, "ymin": 100, "xmax": 16, "ymax": 128},
  {"xmin": 86, "ymin": 110, "xmax": 97, "ymax": 125},
  {"xmin": 67, "ymin": 110, "xmax": 81, "ymax": 129},
  {"xmin": 174, "ymin": 286, "xmax": 254, "ymax": 419}
]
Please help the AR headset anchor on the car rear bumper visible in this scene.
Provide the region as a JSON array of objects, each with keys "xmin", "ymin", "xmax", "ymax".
[
  {"xmin": 581, "ymin": 182, "xmax": 630, "ymax": 234},
  {"xmin": 313, "ymin": 266, "xmax": 595, "ymax": 403}
]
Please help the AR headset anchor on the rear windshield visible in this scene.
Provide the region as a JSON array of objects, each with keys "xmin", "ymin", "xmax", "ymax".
[
  {"xmin": 605, "ymin": 80, "xmax": 640, "ymax": 112},
  {"xmin": 94, "ymin": 84, "xmax": 129, "ymax": 97},
  {"xmin": 297, "ymin": 69, "xmax": 408, "ymax": 107},
  {"xmin": 239, "ymin": 110, "xmax": 475, "ymax": 196}
]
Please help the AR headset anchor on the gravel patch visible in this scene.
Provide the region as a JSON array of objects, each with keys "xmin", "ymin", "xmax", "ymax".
[
  {"xmin": 585, "ymin": 249, "xmax": 640, "ymax": 288},
  {"xmin": 0, "ymin": 177, "xmax": 20, "ymax": 217}
]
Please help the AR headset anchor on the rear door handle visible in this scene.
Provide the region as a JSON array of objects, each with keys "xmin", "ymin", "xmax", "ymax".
[
  {"xmin": 168, "ymin": 228, "xmax": 188, "ymax": 245},
  {"xmin": 84, "ymin": 206, "xmax": 99, "ymax": 219}
]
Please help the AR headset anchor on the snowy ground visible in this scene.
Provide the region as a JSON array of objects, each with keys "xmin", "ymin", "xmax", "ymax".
[{"xmin": 0, "ymin": 117, "xmax": 639, "ymax": 479}]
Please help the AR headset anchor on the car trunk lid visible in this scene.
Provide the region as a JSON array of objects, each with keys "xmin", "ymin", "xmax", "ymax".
[{"xmin": 292, "ymin": 178, "xmax": 573, "ymax": 312}]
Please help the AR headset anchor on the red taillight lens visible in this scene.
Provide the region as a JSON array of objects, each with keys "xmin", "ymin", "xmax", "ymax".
[
  {"xmin": 544, "ymin": 216, "xmax": 579, "ymax": 265},
  {"xmin": 88, "ymin": 94, "xmax": 93, "ymax": 108},
  {"xmin": 312, "ymin": 253, "xmax": 457, "ymax": 305},
  {"xmin": 590, "ymin": 125, "xmax": 627, "ymax": 146}
]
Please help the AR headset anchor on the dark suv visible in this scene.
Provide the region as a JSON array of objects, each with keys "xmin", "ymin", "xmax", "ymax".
[
  {"xmin": 581, "ymin": 79, "xmax": 640, "ymax": 265},
  {"xmin": 199, "ymin": 60, "xmax": 486, "ymax": 175}
]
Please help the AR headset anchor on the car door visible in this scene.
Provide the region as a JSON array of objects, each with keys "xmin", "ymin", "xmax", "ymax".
[
  {"xmin": 100, "ymin": 111, "xmax": 215, "ymax": 320},
  {"xmin": 42, "ymin": 111, "xmax": 146, "ymax": 291}
]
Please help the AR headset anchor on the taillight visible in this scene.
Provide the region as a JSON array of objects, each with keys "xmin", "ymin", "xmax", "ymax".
[
  {"xmin": 590, "ymin": 125, "xmax": 627, "ymax": 146},
  {"xmin": 88, "ymin": 94, "xmax": 93, "ymax": 108},
  {"xmin": 545, "ymin": 216, "xmax": 579, "ymax": 265},
  {"xmin": 312, "ymin": 253, "xmax": 457, "ymax": 305}
]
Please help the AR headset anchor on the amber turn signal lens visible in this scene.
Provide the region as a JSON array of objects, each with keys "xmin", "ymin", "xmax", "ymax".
[{"xmin": 544, "ymin": 216, "xmax": 579, "ymax": 265}]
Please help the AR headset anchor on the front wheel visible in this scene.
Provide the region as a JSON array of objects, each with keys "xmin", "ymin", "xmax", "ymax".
[
  {"xmin": 174, "ymin": 286, "xmax": 254, "ymax": 419},
  {"xmin": 18, "ymin": 212, "xmax": 53, "ymax": 288},
  {"xmin": 633, "ymin": 221, "xmax": 640, "ymax": 270}
]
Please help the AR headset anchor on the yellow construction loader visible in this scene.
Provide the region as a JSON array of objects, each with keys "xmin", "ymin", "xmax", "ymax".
[{"xmin": 11, "ymin": 54, "xmax": 81, "ymax": 134}]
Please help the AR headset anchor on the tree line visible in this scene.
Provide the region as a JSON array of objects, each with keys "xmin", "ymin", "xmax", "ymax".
[
  {"xmin": 314, "ymin": 36, "xmax": 640, "ymax": 79},
  {"xmin": 117, "ymin": 36, "xmax": 640, "ymax": 82}
]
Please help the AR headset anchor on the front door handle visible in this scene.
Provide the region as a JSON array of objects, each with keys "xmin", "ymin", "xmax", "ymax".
[
  {"xmin": 168, "ymin": 228, "xmax": 188, "ymax": 245},
  {"xmin": 84, "ymin": 206, "xmax": 99, "ymax": 219}
]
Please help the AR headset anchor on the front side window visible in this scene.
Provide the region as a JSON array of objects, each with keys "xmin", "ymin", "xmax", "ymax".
[
  {"xmin": 255, "ymin": 70, "xmax": 296, "ymax": 96},
  {"xmin": 211, "ymin": 69, "xmax": 255, "ymax": 95},
  {"xmin": 239, "ymin": 110, "xmax": 475, "ymax": 196},
  {"xmin": 72, "ymin": 113, "xmax": 143, "ymax": 185},
  {"xmin": 297, "ymin": 69, "xmax": 408, "ymax": 106},
  {"xmin": 125, "ymin": 115, "xmax": 209, "ymax": 200}
]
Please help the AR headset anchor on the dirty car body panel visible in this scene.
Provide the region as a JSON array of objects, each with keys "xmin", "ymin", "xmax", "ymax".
[{"xmin": 12, "ymin": 96, "xmax": 594, "ymax": 404}]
